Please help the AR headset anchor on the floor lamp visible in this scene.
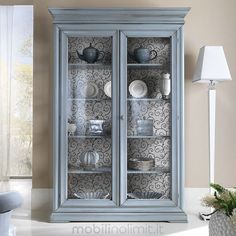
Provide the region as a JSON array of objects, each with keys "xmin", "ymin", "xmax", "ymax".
[{"xmin": 192, "ymin": 46, "xmax": 232, "ymax": 220}]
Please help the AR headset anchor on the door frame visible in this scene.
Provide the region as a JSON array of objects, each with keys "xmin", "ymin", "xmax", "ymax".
[
  {"xmin": 119, "ymin": 27, "xmax": 184, "ymax": 209},
  {"xmin": 53, "ymin": 26, "xmax": 120, "ymax": 210}
]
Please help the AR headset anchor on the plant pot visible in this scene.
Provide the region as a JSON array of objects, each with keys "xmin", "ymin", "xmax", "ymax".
[{"xmin": 209, "ymin": 211, "xmax": 236, "ymax": 236}]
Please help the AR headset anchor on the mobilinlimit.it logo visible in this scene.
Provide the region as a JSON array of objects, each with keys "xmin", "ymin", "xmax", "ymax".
[{"xmin": 72, "ymin": 223, "xmax": 164, "ymax": 235}]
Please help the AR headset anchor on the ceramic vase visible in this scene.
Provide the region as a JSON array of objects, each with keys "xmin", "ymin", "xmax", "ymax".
[
  {"xmin": 209, "ymin": 211, "xmax": 236, "ymax": 236},
  {"xmin": 160, "ymin": 73, "xmax": 171, "ymax": 99}
]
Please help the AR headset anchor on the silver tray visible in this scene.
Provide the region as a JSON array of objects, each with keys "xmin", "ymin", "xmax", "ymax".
[{"xmin": 74, "ymin": 191, "xmax": 110, "ymax": 200}]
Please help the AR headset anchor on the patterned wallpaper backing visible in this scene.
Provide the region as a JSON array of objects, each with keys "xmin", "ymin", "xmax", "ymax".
[
  {"xmin": 128, "ymin": 173, "xmax": 171, "ymax": 199},
  {"xmin": 68, "ymin": 173, "xmax": 112, "ymax": 199},
  {"xmin": 68, "ymin": 137, "xmax": 111, "ymax": 168}
]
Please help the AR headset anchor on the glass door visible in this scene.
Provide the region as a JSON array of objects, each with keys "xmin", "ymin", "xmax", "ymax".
[
  {"xmin": 120, "ymin": 32, "xmax": 172, "ymax": 205},
  {"xmin": 64, "ymin": 31, "xmax": 119, "ymax": 206}
]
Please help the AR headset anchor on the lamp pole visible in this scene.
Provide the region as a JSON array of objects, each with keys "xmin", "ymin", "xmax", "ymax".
[{"xmin": 208, "ymin": 81, "xmax": 216, "ymax": 195}]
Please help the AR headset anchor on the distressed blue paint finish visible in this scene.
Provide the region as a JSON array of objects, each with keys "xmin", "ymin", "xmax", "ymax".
[{"xmin": 50, "ymin": 8, "xmax": 190, "ymax": 222}]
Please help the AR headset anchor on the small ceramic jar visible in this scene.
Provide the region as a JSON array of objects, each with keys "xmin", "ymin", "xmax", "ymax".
[
  {"xmin": 160, "ymin": 73, "xmax": 171, "ymax": 99},
  {"xmin": 136, "ymin": 119, "xmax": 153, "ymax": 136},
  {"xmin": 68, "ymin": 123, "xmax": 77, "ymax": 136},
  {"xmin": 88, "ymin": 120, "xmax": 104, "ymax": 135}
]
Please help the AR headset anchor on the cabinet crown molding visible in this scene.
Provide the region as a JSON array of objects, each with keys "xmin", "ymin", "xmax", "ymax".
[{"xmin": 49, "ymin": 8, "xmax": 191, "ymax": 24}]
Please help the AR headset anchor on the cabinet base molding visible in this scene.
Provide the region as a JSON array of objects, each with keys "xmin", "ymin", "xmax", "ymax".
[{"xmin": 50, "ymin": 212, "xmax": 187, "ymax": 223}]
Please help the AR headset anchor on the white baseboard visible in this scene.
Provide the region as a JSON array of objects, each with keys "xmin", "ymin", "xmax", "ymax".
[
  {"xmin": 184, "ymin": 188, "xmax": 210, "ymax": 214},
  {"xmin": 31, "ymin": 188, "xmax": 52, "ymax": 212}
]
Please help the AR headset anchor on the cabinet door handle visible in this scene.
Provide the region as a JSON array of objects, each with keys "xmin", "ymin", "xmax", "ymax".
[{"xmin": 120, "ymin": 115, "xmax": 124, "ymax": 120}]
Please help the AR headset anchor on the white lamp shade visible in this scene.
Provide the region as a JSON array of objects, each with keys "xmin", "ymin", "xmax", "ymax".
[{"xmin": 192, "ymin": 46, "xmax": 232, "ymax": 83}]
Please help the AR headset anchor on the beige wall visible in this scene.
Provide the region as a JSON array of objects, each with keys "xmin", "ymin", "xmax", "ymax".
[{"xmin": 1, "ymin": 0, "xmax": 236, "ymax": 188}]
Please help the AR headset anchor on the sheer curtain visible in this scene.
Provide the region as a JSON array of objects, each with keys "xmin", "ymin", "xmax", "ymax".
[{"xmin": 0, "ymin": 6, "xmax": 13, "ymax": 183}]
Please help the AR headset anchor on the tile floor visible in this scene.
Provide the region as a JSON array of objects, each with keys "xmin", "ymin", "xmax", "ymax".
[
  {"xmin": 1, "ymin": 180, "xmax": 209, "ymax": 236},
  {"xmin": 11, "ymin": 214, "xmax": 209, "ymax": 236}
]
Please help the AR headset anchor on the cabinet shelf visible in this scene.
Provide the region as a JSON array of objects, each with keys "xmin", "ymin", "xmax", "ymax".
[
  {"xmin": 68, "ymin": 135, "xmax": 111, "ymax": 139},
  {"xmin": 67, "ymin": 98, "xmax": 111, "ymax": 101},
  {"xmin": 127, "ymin": 98, "xmax": 169, "ymax": 102},
  {"xmin": 68, "ymin": 63, "xmax": 112, "ymax": 69},
  {"xmin": 127, "ymin": 63, "xmax": 165, "ymax": 69},
  {"xmin": 127, "ymin": 135, "xmax": 170, "ymax": 139},
  {"xmin": 127, "ymin": 167, "xmax": 170, "ymax": 174},
  {"xmin": 68, "ymin": 167, "xmax": 111, "ymax": 174}
]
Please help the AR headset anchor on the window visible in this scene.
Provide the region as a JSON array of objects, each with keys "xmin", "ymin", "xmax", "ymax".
[{"xmin": 0, "ymin": 6, "xmax": 33, "ymax": 178}]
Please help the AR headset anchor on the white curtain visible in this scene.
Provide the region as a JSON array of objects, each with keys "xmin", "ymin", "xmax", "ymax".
[{"xmin": 0, "ymin": 6, "xmax": 13, "ymax": 183}]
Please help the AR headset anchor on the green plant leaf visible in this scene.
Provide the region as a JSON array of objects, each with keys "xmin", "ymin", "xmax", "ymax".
[
  {"xmin": 210, "ymin": 183, "xmax": 226, "ymax": 194},
  {"xmin": 229, "ymin": 192, "xmax": 236, "ymax": 206},
  {"xmin": 202, "ymin": 183, "xmax": 236, "ymax": 216}
]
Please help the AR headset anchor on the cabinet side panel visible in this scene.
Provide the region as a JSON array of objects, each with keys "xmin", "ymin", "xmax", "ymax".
[
  {"xmin": 178, "ymin": 26, "xmax": 185, "ymax": 209},
  {"xmin": 52, "ymin": 25, "xmax": 60, "ymax": 211}
]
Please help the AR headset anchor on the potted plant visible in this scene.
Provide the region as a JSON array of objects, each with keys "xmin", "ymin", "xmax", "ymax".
[{"xmin": 202, "ymin": 183, "xmax": 236, "ymax": 236}]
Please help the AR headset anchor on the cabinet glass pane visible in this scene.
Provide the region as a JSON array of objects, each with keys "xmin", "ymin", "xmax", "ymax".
[
  {"xmin": 67, "ymin": 37, "xmax": 113, "ymax": 200},
  {"xmin": 126, "ymin": 37, "xmax": 171, "ymax": 200}
]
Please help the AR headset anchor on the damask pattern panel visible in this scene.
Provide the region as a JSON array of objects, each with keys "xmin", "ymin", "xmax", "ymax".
[
  {"xmin": 68, "ymin": 173, "xmax": 112, "ymax": 199},
  {"xmin": 127, "ymin": 173, "xmax": 171, "ymax": 199},
  {"xmin": 68, "ymin": 137, "xmax": 112, "ymax": 168},
  {"xmin": 67, "ymin": 100, "xmax": 112, "ymax": 135},
  {"xmin": 127, "ymin": 100, "xmax": 171, "ymax": 136},
  {"xmin": 68, "ymin": 67, "xmax": 112, "ymax": 99},
  {"xmin": 68, "ymin": 37, "xmax": 112, "ymax": 65},
  {"xmin": 127, "ymin": 37, "xmax": 170, "ymax": 65},
  {"xmin": 127, "ymin": 138, "xmax": 170, "ymax": 169}
]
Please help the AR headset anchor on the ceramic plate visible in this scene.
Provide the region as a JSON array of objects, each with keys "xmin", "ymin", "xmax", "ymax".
[
  {"xmin": 128, "ymin": 80, "xmax": 148, "ymax": 98},
  {"xmin": 104, "ymin": 81, "xmax": 112, "ymax": 98},
  {"xmin": 80, "ymin": 82, "xmax": 99, "ymax": 98}
]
